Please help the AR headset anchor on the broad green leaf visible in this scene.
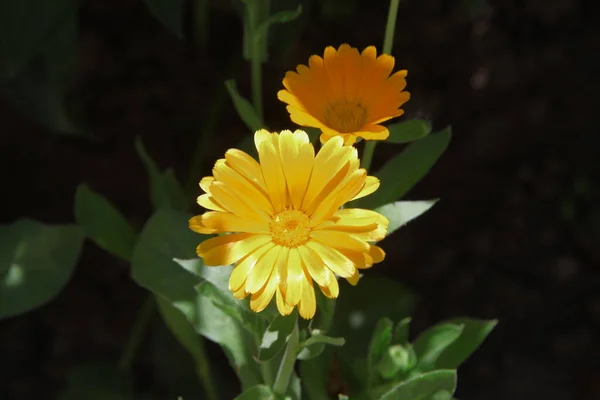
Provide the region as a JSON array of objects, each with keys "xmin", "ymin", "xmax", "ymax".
[
  {"xmin": 0, "ymin": 219, "xmax": 84, "ymax": 319},
  {"xmin": 393, "ymin": 317, "xmax": 411, "ymax": 344},
  {"xmin": 258, "ymin": 312, "xmax": 298, "ymax": 361},
  {"xmin": 74, "ymin": 184, "xmax": 136, "ymax": 261},
  {"xmin": 155, "ymin": 297, "xmax": 218, "ymax": 400},
  {"xmin": 253, "ymin": 5, "xmax": 303, "ymax": 45},
  {"xmin": 376, "ymin": 200, "xmax": 438, "ymax": 237},
  {"xmin": 144, "ymin": 0, "xmax": 184, "ymax": 38},
  {"xmin": 130, "ymin": 209, "xmax": 261, "ymax": 389},
  {"xmin": 57, "ymin": 363, "xmax": 132, "ymax": 400},
  {"xmin": 379, "ymin": 370, "xmax": 457, "ymax": 400},
  {"xmin": 413, "ymin": 323, "xmax": 464, "ymax": 372},
  {"xmin": 361, "ymin": 128, "xmax": 451, "ymax": 209},
  {"xmin": 367, "ymin": 318, "xmax": 394, "ymax": 375},
  {"xmin": 0, "ymin": 0, "xmax": 77, "ymax": 77},
  {"xmin": 135, "ymin": 137, "xmax": 187, "ymax": 211},
  {"xmin": 299, "ymin": 346, "xmax": 333, "ymax": 400},
  {"xmin": 225, "ymin": 79, "xmax": 263, "ymax": 134},
  {"xmin": 235, "ymin": 384, "xmax": 276, "ymax": 400},
  {"xmin": 434, "ymin": 318, "xmax": 498, "ymax": 370},
  {"xmin": 387, "ymin": 119, "xmax": 432, "ymax": 144}
]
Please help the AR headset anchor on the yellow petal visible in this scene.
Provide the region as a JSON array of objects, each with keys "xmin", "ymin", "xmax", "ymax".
[
  {"xmin": 196, "ymin": 233, "xmax": 271, "ymax": 266},
  {"xmin": 297, "ymin": 245, "xmax": 334, "ymax": 288},
  {"xmin": 310, "ymin": 230, "xmax": 369, "ymax": 253},
  {"xmin": 278, "ymin": 130, "xmax": 315, "ymax": 209},
  {"xmin": 245, "ymin": 245, "xmax": 282, "ymax": 293},
  {"xmin": 199, "ymin": 176, "xmax": 214, "ymax": 193},
  {"xmin": 284, "ymin": 248, "xmax": 304, "ymax": 307},
  {"xmin": 309, "ymin": 168, "xmax": 366, "ymax": 226},
  {"xmin": 255, "ymin": 132, "xmax": 288, "ymax": 212},
  {"xmin": 319, "ymin": 274, "xmax": 339, "ymax": 298},
  {"xmin": 197, "ymin": 194, "xmax": 226, "ymax": 212},
  {"xmin": 351, "ymin": 176, "xmax": 380, "ymax": 201},
  {"xmin": 305, "ymin": 240, "xmax": 355, "ymax": 278},
  {"xmin": 224, "ymin": 148, "xmax": 267, "ymax": 192},
  {"xmin": 276, "ymin": 287, "xmax": 294, "ymax": 316},
  {"xmin": 229, "ymin": 242, "xmax": 275, "ymax": 292},
  {"xmin": 210, "ymin": 181, "xmax": 268, "ymax": 223},
  {"xmin": 298, "ymin": 270, "xmax": 316, "ymax": 319},
  {"xmin": 369, "ymin": 244, "xmax": 386, "ymax": 263},
  {"xmin": 199, "ymin": 211, "xmax": 268, "ymax": 234},
  {"xmin": 346, "ymin": 270, "xmax": 360, "ymax": 286},
  {"xmin": 212, "ymin": 159, "xmax": 274, "ymax": 216},
  {"xmin": 189, "ymin": 215, "xmax": 218, "ymax": 234},
  {"xmin": 233, "ymin": 286, "xmax": 248, "ymax": 300},
  {"xmin": 250, "ymin": 269, "xmax": 278, "ymax": 313}
]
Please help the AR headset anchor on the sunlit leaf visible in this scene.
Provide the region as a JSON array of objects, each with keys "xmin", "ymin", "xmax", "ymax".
[
  {"xmin": 378, "ymin": 369, "xmax": 457, "ymax": 400},
  {"xmin": 412, "ymin": 323, "xmax": 464, "ymax": 373},
  {"xmin": 376, "ymin": 200, "xmax": 438, "ymax": 237},
  {"xmin": 386, "ymin": 119, "xmax": 432, "ymax": 144},
  {"xmin": 257, "ymin": 312, "xmax": 298, "ymax": 361}
]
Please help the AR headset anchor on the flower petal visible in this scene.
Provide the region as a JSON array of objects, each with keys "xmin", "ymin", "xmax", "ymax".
[
  {"xmin": 284, "ymin": 248, "xmax": 304, "ymax": 307},
  {"xmin": 305, "ymin": 240, "xmax": 355, "ymax": 278},
  {"xmin": 276, "ymin": 287, "xmax": 294, "ymax": 316},
  {"xmin": 229, "ymin": 242, "xmax": 275, "ymax": 292},
  {"xmin": 351, "ymin": 176, "xmax": 380, "ymax": 201},
  {"xmin": 255, "ymin": 131, "xmax": 288, "ymax": 212},
  {"xmin": 246, "ymin": 245, "xmax": 282, "ymax": 294},
  {"xmin": 196, "ymin": 233, "xmax": 271, "ymax": 266},
  {"xmin": 278, "ymin": 130, "xmax": 315, "ymax": 209},
  {"xmin": 250, "ymin": 269, "xmax": 278, "ymax": 313},
  {"xmin": 298, "ymin": 270, "xmax": 316, "ymax": 319}
]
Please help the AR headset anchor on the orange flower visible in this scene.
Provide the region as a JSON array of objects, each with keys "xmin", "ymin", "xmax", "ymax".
[{"xmin": 278, "ymin": 44, "xmax": 410, "ymax": 145}]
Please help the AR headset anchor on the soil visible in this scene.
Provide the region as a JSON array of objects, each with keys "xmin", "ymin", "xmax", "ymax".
[{"xmin": 1, "ymin": 0, "xmax": 599, "ymax": 399}]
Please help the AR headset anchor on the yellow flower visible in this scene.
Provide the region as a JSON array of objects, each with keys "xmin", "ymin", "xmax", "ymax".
[
  {"xmin": 189, "ymin": 129, "xmax": 389, "ymax": 319},
  {"xmin": 277, "ymin": 44, "xmax": 410, "ymax": 146}
]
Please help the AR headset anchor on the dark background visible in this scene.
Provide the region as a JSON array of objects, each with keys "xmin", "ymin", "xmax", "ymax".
[{"xmin": 1, "ymin": 0, "xmax": 599, "ymax": 399}]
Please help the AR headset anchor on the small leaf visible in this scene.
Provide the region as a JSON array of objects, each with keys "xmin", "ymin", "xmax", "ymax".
[
  {"xmin": 144, "ymin": 0, "xmax": 184, "ymax": 38},
  {"xmin": 368, "ymin": 318, "xmax": 393, "ymax": 382},
  {"xmin": 376, "ymin": 200, "xmax": 438, "ymax": 237},
  {"xmin": 57, "ymin": 363, "xmax": 132, "ymax": 400},
  {"xmin": 74, "ymin": 184, "xmax": 137, "ymax": 261},
  {"xmin": 234, "ymin": 384, "xmax": 276, "ymax": 400},
  {"xmin": 393, "ymin": 317, "xmax": 411, "ymax": 344},
  {"xmin": 413, "ymin": 323, "xmax": 464, "ymax": 372},
  {"xmin": 379, "ymin": 370, "xmax": 457, "ymax": 400},
  {"xmin": 253, "ymin": 5, "xmax": 303, "ymax": 45},
  {"xmin": 386, "ymin": 119, "xmax": 432, "ymax": 144},
  {"xmin": 135, "ymin": 137, "xmax": 187, "ymax": 211},
  {"xmin": 361, "ymin": 128, "xmax": 451, "ymax": 209},
  {"xmin": 0, "ymin": 219, "xmax": 84, "ymax": 319},
  {"xmin": 257, "ymin": 312, "xmax": 298, "ymax": 361},
  {"xmin": 376, "ymin": 344, "xmax": 416, "ymax": 378},
  {"xmin": 224, "ymin": 79, "xmax": 263, "ymax": 133},
  {"xmin": 434, "ymin": 318, "xmax": 498, "ymax": 370},
  {"xmin": 297, "ymin": 333, "xmax": 345, "ymax": 360}
]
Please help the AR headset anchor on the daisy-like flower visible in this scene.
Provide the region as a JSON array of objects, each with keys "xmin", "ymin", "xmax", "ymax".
[
  {"xmin": 277, "ymin": 44, "xmax": 410, "ymax": 146},
  {"xmin": 189, "ymin": 129, "xmax": 389, "ymax": 319}
]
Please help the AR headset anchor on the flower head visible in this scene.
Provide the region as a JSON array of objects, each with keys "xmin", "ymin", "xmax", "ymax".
[
  {"xmin": 278, "ymin": 44, "xmax": 410, "ymax": 146},
  {"xmin": 189, "ymin": 129, "xmax": 389, "ymax": 319}
]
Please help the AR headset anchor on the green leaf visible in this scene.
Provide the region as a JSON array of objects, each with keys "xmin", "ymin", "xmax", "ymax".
[
  {"xmin": 368, "ymin": 318, "xmax": 394, "ymax": 374},
  {"xmin": 413, "ymin": 323, "xmax": 464, "ymax": 373},
  {"xmin": 144, "ymin": 0, "xmax": 184, "ymax": 38},
  {"xmin": 393, "ymin": 317, "xmax": 411, "ymax": 344},
  {"xmin": 297, "ymin": 333, "xmax": 345, "ymax": 360},
  {"xmin": 155, "ymin": 296, "xmax": 218, "ymax": 398},
  {"xmin": 376, "ymin": 344, "xmax": 417, "ymax": 379},
  {"xmin": 299, "ymin": 346, "xmax": 333, "ymax": 400},
  {"xmin": 376, "ymin": 200, "xmax": 438, "ymax": 237},
  {"xmin": 378, "ymin": 370, "xmax": 457, "ymax": 400},
  {"xmin": 386, "ymin": 120, "xmax": 432, "ymax": 144},
  {"xmin": 57, "ymin": 363, "xmax": 132, "ymax": 400},
  {"xmin": 225, "ymin": 79, "xmax": 264, "ymax": 133},
  {"xmin": 253, "ymin": 5, "xmax": 303, "ymax": 45},
  {"xmin": 361, "ymin": 128, "xmax": 451, "ymax": 209},
  {"xmin": 0, "ymin": 0, "xmax": 77, "ymax": 77},
  {"xmin": 74, "ymin": 184, "xmax": 136, "ymax": 261},
  {"xmin": 135, "ymin": 137, "xmax": 187, "ymax": 211},
  {"xmin": 433, "ymin": 318, "xmax": 498, "ymax": 370},
  {"xmin": 0, "ymin": 219, "xmax": 84, "ymax": 319},
  {"xmin": 257, "ymin": 312, "xmax": 298, "ymax": 361},
  {"xmin": 235, "ymin": 384, "xmax": 276, "ymax": 400},
  {"xmin": 130, "ymin": 209, "xmax": 261, "ymax": 389}
]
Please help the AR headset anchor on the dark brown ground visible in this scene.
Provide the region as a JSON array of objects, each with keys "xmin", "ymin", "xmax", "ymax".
[{"xmin": 1, "ymin": 0, "xmax": 599, "ymax": 399}]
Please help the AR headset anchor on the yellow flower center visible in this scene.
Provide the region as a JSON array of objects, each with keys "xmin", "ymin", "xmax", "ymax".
[
  {"xmin": 269, "ymin": 209, "xmax": 311, "ymax": 248},
  {"xmin": 323, "ymin": 101, "xmax": 368, "ymax": 133}
]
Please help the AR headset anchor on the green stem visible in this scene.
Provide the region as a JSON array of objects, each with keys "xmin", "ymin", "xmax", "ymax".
[
  {"xmin": 362, "ymin": 0, "xmax": 401, "ymax": 172},
  {"xmin": 272, "ymin": 322, "xmax": 299, "ymax": 396},
  {"xmin": 118, "ymin": 295, "xmax": 155, "ymax": 371},
  {"xmin": 383, "ymin": 0, "xmax": 401, "ymax": 55},
  {"xmin": 250, "ymin": 47, "xmax": 263, "ymax": 119},
  {"xmin": 247, "ymin": 0, "xmax": 270, "ymax": 120}
]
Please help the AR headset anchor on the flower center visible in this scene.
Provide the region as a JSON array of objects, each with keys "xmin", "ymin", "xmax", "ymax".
[
  {"xmin": 323, "ymin": 101, "xmax": 368, "ymax": 133},
  {"xmin": 269, "ymin": 209, "xmax": 311, "ymax": 248}
]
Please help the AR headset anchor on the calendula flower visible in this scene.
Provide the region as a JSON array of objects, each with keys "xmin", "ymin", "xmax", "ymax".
[
  {"xmin": 189, "ymin": 129, "xmax": 388, "ymax": 319},
  {"xmin": 277, "ymin": 44, "xmax": 410, "ymax": 146}
]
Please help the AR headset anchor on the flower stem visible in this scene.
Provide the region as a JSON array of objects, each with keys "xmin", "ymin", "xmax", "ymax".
[
  {"xmin": 272, "ymin": 322, "xmax": 299, "ymax": 396},
  {"xmin": 362, "ymin": 0, "xmax": 401, "ymax": 172},
  {"xmin": 247, "ymin": 0, "xmax": 270, "ymax": 120},
  {"xmin": 118, "ymin": 294, "xmax": 155, "ymax": 371},
  {"xmin": 383, "ymin": 0, "xmax": 401, "ymax": 55}
]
